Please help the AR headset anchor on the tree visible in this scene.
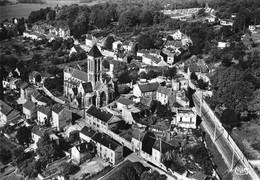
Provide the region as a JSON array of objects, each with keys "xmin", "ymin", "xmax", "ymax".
[
  {"xmin": 248, "ymin": 89, "xmax": 260, "ymax": 116},
  {"xmin": 197, "ymin": 8, "xmax": 206, "ymax": 16},
  {"xmin": 16, "ymin": 126, "xmax": 31, "ymax": 146},
  {"xmin": 146, "ymin": 70, "xmax": 157, "ymax": 79},
  {"xmin": 119, "ymin": 10, "xmax": 137, "ymax": 27},
  {"xmin": 221, "ymin": 109, "xmax": 240, "ymax": 131},
  {"xmin": 118, "ymin": 72, "xmax": 131, "ymax": 84},
  {"xmin": 12, "ymin": 147, "xmax": 26, "ymax": 165},
  {"xmin": 140, "ymin": 10, "xmax": 153, "ymax": 26},
  {"xmin": 118, "ymin": 84, "xmax": 131, "ymax": 94},
  {"xmin": 190, "ymin": 72, "xmax": 198, "ymax": 81},
  {"xmin": 103, "ymin": 59, "xmax": 110, "ymax": 69},
  {"xmin": 138, "ymin": 34, "xmax": 154, "ymax": 50},
  {"xmin": 104, "ymin": 36, "xmax": 115, "ymax": 50},
  {"xmin": 164, "ymin": 67, "xmax": 177, "ymax": 79},
  {"xmin": 139, "ymin": 71, "xmax": 147, "ymax": 79},
  {"xmin": 62, "ymin": 163, "xmax": 80, "ymax": 176},
  {"xmin": 197, "ymin": 79, "xmax": 208, "ymax": 90}
]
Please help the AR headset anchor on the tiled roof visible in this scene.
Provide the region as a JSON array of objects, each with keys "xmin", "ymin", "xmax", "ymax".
[
  {"xmin": 0, "ymin": 99, "xmax": 13, "ymax": 116},
  {"xmin": 86, "ymin": 105, "xmax": 113, "ymax": 123},
  {"xmin": 80, "ymin": 126, "xmax": 96, "ymax": 138},
  {"xmin": 92, "ymin": 132, "xmax": 121, "ymax": 151},
  {"xmin": 132, "ymin": 129, "xmax": 145, "ymax": 141},
  {"xmin": 88, "ymin": 45, "xmax": 103, "ymax": 58},
  {"xmin": 31, "ymin": 125, "xmax": 45, "ymax": 137},
  {"xmin": 153, "ymin": 139, "xmax": 178, "ymax": 153},
  {"xmin": 71, "ymin": 69, "xmax": 88, "ymax": 82},
  {"xmin": 82, "ymin": 82, "xmax": 93, "ymax": 93},
  {"xmin": 20, "ymin": 81, "xmax": 29, "ymax": 89},
  {"xmin": 23, "ymin": 100, "xmax": 36, "ymax": 111},
  {"xmin": 138, "ymin": 82, "xmax": 159, "ymax": 93},
  {"xmin": 38, "ymin": 105, "xmax": 51, "ymax": 115},
  {"xmin": 143, "ymin": 54, "xmax": 162, "ymax": 64},
  {"xmin": 141, "ymin": 132, "xmax": 156, "ymax": 155},
  {"xmin": 29, "ymin": 71, "xmax": 41, "ymax": 78},
  {"xmin": 85, "ymin": 34, "xmax": 95, "ymax": 40},
  {"xmin": 156, "ymin": 86, "xmax": 172, "ymax": 95},
  {"xmin": 117, "ymin": 97, "xmax": 135, "ymax": 106},
  {"xmin": 188, "ymin": 64, "xmax": 200, "ymax": 73},
  {"xmin": 52, "ymin": 104, "xmax": 64, "ymax": 114}
]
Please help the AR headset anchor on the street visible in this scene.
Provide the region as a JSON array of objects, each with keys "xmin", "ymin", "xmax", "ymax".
[{"xmin": 193, "ymin": 94, "xmax": 255, "ymax": 180}]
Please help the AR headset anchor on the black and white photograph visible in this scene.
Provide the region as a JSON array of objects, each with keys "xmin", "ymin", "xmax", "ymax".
[{"xmin": 0, "ymin": 0, "xmax": 260, "ymax": 179}]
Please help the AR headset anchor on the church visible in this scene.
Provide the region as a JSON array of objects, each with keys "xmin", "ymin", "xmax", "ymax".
[{"xmin": 63, "ymin": 45, "xmax": 112, "ymax": 109}]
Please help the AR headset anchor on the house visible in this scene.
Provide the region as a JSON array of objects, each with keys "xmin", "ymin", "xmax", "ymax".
[
  {"xmin": 133, "ymin": 82, "xmax": 160, "ymax": 99},
  {"xmin": 80, "ymin": 126, "xmax": 97, "ymax": 143},
  {"xmin": 31, "ymin": 125, "xmax": 45, "ymax": 148},
  {"xmin": 29, "ymin": 71, "xmax": 42, "ymax": 85},
  {"xmin": 156, "ymin": 86, "xmax": 174, "ymax": 105},
  {"xmin": 143, "ymin": 54, "xmax": 168, "ymax": 67},
  {"xmin": 122, "ymin": 41, "xmax": 137, "ymax": 52},
  {"xmin": 20, "ymin": 82, "xmax": 35, "ymax": 100},
  {"xmin": 71, "ymin": 142, "xmax": 90, "ymax": 165},
  {"xmin": 131, "ymin": 129, "xmax": 145, "ymax": 153},
  {"xmin": 220, "ymin": 19, "xmax": 233, "ymax": 26},
  {"xmin": 112, "ymin": 40, "xmax": 122, "ymax": 51},
  {"xmin": 85, "ymin": 105, "xmax": 121, "ymax": 133},
  {"xmin": 0, "ymin": 99, "xmax": 21, "ymax": 126},
  {"xmin": 51, "ymin": 104, "xmax": 72, "ymax": 131},
  {"xmin": 140, "ymin": 132, "xmax": 156, "ymax": 162},
  {"xmin": 31, "ymin": 90, "xmax": 52, "ymax": 106},
  {"xmin": 69, "ymin": 46, "xmax": 82, "ymax": 56},
  {"xmin": 174, "ymin": 109, "xmax": 197, "ymax": 129},
  {"xmin": 151, "ymin": 139, "xmax": 178, "ymax": 169},
  {"xmin": 116, "ymin": 96, "xmax": 135, "ymax": 111},
  {"xmin": 37, "ymin": 105, "xmax": 51, "ymax": 126},
  {"xmin": 23, "ymin": 100, "xmax": 38, "ymax": 120},
  {"xmin": 172, "ymin": 77, "xmax": 189, "ymax": 90},
  {"xmin": 217, "ymin": 42, "xmax": 230, "ymax": 49},
  {"xmin": 92, "ymin": 132, "xmax": 123, "ymax": 165},
  {"xmin": 57, "ymin": 26, "xmax": 70, "ymax": 38},
  {"xmin": 85, "ymin": 34, "xmax": 97, "ymax": 48}
]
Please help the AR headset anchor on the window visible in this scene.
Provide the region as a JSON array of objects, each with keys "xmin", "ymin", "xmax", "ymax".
[
  {"xmin": 190, "ymin": 117, "xmax": 192, "ymax": 122},
  {"xmin": 180, "ymin": 117, "xmax": 182, "ymax": 122}
]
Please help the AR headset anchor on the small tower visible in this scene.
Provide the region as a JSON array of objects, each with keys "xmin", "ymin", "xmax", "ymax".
[{"xmin": 87, "ymin": 45, "xmax": 103, "ymax": 88}]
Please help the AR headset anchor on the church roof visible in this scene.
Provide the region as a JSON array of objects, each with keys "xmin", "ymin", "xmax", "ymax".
[
  {"xmin": 82, "ymin": 82, "xmax": 93, "ymax": 93},
  {"xmin": 88, "ymin": 45, "xmax": 103, "ymax": 58},
  {"xmin": 71, "ymin": 69, "xmax": 88, "ymax": 82},
  {"xmin": 86, "ymin": 105, "xmax": 113, "ymax": 123}
]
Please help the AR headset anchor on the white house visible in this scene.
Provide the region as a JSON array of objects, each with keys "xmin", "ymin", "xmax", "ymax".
[
  {"xmin": 133, "ymin": 82, "xmax": 159, "ymax": 99},
  {"xmin": 92, "ymin": 132, "xmax": 123, "ymax": 165},
  {"xmin": 156, "ymin": 86, "xmax": 174, "ymax": 105},
  {"xmin": 71, "ymin": 142, "xmax": 89, "ymax": 165},
  {"xmin": 112, "ymin": 40, "xmax": 122, "ymax": 51},
  {"xmin": 85, "ymin": 34, "xmax": 97, "ymax": 48},
  {"xmin": 37, "ymin": 105, "xmax": 51, "ymax": 126},
  {"xmin": 51, "ymin": 104, "xmax": 72, "ymax": 131},
  {"xmin": 218, "ymin": 42, "xmax": 230, "ymax": 49},
  {"xmin": 20, "ymin": 82, "xmax": 35, "ymax": 101},
  {"xmin": 174, "ymin": 109, "xmax": 197, "ymax": 129},
  {"xmin": 85, "ymin": 105, "xmax": 121, "ymax": 133},
  {"xmin": 23, "ymin": 100, "xmax": 38, "ymax": 120},
  {"xmin": 116, "ymin": 96, "xmax": 135, "ymax": 111},
  {"xmin": 142, "ymin": 54, "xmax": 167, "ymax": 67},
  {"xmin": 220, "ymin": 19, "xmax": 233, "ymax": 26},
  {"xmin": 131, "ymin": 129, "xmax": 145, "ymax": 153}
]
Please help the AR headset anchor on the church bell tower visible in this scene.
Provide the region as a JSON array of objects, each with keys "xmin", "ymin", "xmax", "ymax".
[{"xmin": 87, "ymin": 45, "xmax": 103, "ymax": 87}]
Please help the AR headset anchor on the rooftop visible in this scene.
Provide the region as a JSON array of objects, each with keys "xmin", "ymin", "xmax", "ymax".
[
  {"xmin": 117, "ymin": 97, "xmax": 135, "ymax": 106},
  {"xmin": 156, "ymin": 86, "xmax": 172, "ymax": 95},
  {"xmin": 23, "ymin": 100, "xmax": 36, "ymax": 111},
  {"xmin": 80, "ymin": 126, "xmax": 97, "ymax": 138},
  {"xmin": 52, "ymin": 104, "xmax": 65, "ymax": 114},
  {"xmin": 86, "ymin": 105, "xmax": 113, "ymax": 123},
  {"xmin": 138, "ymin": 82, "xmax": 160, "ymax": 93},
  {"xmin": 88, "ymin": 45, "xmax": 103, "ymax": 58},
  {"xmin": 92, "ymin": 132, "xmax": 122, "ymax": 151}
]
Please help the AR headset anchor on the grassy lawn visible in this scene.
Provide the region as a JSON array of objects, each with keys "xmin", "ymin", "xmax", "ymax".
[{"xmin": 231, "ymin": 119, "xmax": 260, "ymax": 160}]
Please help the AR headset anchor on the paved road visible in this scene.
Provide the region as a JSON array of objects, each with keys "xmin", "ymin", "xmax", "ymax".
[{"xmin": 193, "ymin": 95, "xmax": 254, "ymax": 180}]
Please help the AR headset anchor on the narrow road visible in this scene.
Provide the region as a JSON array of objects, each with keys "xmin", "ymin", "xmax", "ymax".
[{"xmin": 193, "ymin": 95, "xmax": 254, "ymax": 180}]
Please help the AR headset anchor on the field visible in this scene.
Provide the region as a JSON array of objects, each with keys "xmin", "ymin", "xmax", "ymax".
[
  {"xmin": 231, "ymin": 119, "xmax": 260, "ymax": 160},
  {"xmin": 0, "ymin": 0, "xmax": 100, "ymax": 22}
]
